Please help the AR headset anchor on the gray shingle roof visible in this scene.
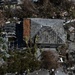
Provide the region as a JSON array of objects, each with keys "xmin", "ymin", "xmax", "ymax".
[{"xmin": 30, "ymin": 18, "xmax": 66, "ymax": 43}]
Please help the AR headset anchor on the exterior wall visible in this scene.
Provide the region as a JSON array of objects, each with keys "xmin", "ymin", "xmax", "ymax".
[{"xmin": 23, "ymin": 19, "xmax": 31, "ymax": 40}]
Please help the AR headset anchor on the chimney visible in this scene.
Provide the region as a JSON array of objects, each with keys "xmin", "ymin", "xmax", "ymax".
[{"xmin": 23, "ymin": 19, "xmax": 31, "ymax": 40}]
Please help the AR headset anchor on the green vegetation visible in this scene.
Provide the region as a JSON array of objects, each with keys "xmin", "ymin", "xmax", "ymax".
[{"xmin": 0, "ymin": 42, "xmax": 41, "ymax": 74}]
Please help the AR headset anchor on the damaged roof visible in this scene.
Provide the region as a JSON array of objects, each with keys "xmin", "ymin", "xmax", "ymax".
[{"xmin": 30, "ymin": 18, "xmax": 66, "ymax": 43}]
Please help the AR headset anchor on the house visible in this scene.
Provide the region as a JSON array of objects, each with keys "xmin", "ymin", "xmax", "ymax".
[
  {"xmin": 23, "ymin": 18, "xmax": 67, "ymax": 48},
  {"xmin": 1, "ymin": 22, "xmax": 16, "ymax": 49},
  {"xmin": 1, "ymin": 19, "xmax": 24, "ymax": 49},
  {"xmin": 1, "ymin": 18, "xmax": 67, "ymax": 49}
]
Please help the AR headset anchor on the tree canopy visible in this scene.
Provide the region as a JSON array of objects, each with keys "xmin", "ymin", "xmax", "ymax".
[{"xmin": 1, "ymin": 0, "xmax": 74, "ymax": 18}]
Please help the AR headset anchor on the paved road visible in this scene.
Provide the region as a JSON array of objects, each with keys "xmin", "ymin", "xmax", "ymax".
[
  {"xmin": 27, "ymin": 69, "xmax": 49, "ymax": 75},
  {"xmin": 27, "ymin": 68, "xmax": 68, "ymax": 75},
  {"xmin": 55, "ymin": 68, "xmax": 68, "ymax": 75}
]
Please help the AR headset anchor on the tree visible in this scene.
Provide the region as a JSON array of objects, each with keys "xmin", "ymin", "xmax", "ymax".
[
  {"xmin": 57, "ymin": 44, "xmax": 68, "ymax": 56},
  {"xmin": 36, "ymin": 0, "xmax": 74, "ymax": 18},
  {"xmin": 0, "ymin": 64, "xmax": 7, "ymax": 75},
  {"xmin": 15, "ymin": 0, "xmax": 37, "ymax": 18},
  {"xmin": 7, "ymin": 52, "xmax": 21, "ymax": 73},
  {"xmin": 6, "ymin": 45, "xmax": 41, "ymax": 74},
  {"xmin": 41, "ymin": 50, "xmax": 59, "ymax": 70},
  {"xmin": 22, "ymin": 0, "xmax": 36, "ymax": 12},
  {"xmin": 1, "ymin": 0, "xmax": 74, "ymax": 18},
  {"xmin": 0, "ymin": 10, "xmax": 5, "ymax": 26}
]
